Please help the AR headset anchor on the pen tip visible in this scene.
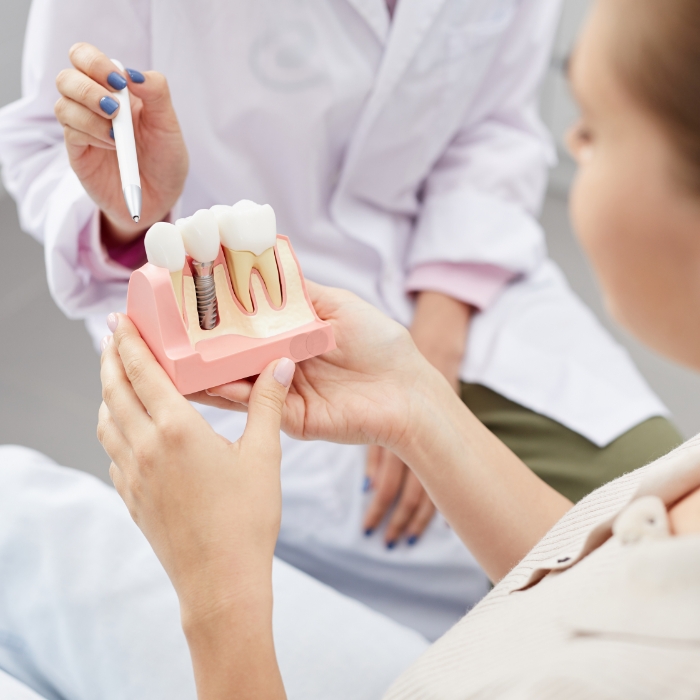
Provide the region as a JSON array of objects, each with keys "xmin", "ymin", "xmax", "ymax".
[{"xmin": 133, "ymin": 215, "xmax": 140, "ymax": 223}]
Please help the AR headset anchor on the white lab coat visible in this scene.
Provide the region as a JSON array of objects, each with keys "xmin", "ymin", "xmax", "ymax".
[{"xmin": 0, "ymin": 0, "xmax": 666, "ymax": 639}]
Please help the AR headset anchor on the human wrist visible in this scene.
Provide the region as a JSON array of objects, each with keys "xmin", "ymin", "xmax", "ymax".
[
  {"xmin": 101, "ymin": 210, "xmax": 150, "ymax": 247},
  {"xmin": 182, "ymin": 582, "xmax": 284, "ymax": 700},
  {"xmin": 390, "ymin": 358, "xmax": 460, "ymax": 464},
  {"xmin": 181, "ymin": 579, "xmax": 273, "ymax": 638},
  {"xmin": 178, "ymin": 556, "xmax": 274, "ymax": 629},
  {"xmin": 411, "ymin": 291, "xmax": 471, "ymax": 383}
]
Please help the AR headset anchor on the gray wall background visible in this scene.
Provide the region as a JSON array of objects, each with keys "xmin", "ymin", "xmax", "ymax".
[{"xmin": 1, "ymin": 0, "xmax": 698, "ymax": 483}]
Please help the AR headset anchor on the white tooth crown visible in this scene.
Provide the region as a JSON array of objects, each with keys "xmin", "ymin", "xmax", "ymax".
[
  {"xmin": 218, "ymin": 200, "xmax": 277, "ymax": 256},
  {"xmin": 176, "ymin": 209, "xmax": 221, "ymax": 263},
  {"xmin": 145, "ymin": 222, "xmax": 186, "ymax": 272},
  {"xmin": 209, "ymin": 204, "xmax": 231, "ymax": 227}
]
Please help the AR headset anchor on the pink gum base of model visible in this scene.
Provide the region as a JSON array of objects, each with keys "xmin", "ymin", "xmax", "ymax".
[{"xmin": 126, "ymin": 235, "xmax": 335, "ymax": 395}]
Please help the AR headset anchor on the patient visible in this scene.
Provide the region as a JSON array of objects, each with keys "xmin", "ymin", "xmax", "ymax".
[{"xmin": 97, "ymin": 0, "xmax": 700, "ymax": 696}]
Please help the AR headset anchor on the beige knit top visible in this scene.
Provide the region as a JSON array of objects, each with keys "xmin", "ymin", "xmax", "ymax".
[{"xmin": 385, "ymin": 435, "xmax": 700, "ymax": 699}]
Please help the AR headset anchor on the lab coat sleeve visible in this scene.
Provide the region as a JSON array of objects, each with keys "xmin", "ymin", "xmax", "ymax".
[
  {"xmin": 0, "ymin": 0, "xmax": 151, "ymax": 320},
  {"xmin": 407, "ymin": 0, "xmax": 562, "ymax": 282}
]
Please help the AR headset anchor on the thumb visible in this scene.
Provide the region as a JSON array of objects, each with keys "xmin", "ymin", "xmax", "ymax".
[{"xmin": 243, "ymin": 358, "xmax": 295, "ymax": 448}]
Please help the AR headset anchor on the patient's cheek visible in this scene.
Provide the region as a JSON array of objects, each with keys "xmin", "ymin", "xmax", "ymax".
[{"xmin": 668, "ymin": 487, "xmax": 700, "ymax": 536}]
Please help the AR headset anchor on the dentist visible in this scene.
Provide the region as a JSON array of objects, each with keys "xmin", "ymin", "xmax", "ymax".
[{"xmin": 0, "ymin": 0, "xmax": 680, "ymax": 639}]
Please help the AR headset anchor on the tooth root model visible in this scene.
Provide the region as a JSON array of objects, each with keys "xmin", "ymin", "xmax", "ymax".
[
  {"xmin": 127, "ymin": 204, "xmax": 336, "ymax": 395},
  {"xmin": 176, "ymin": 209, "xmax": 221, "ymax": 330},
  {"xmin": 214, "ymin": 200, "xmax": 282, "ymax": 313},
  {"xmin": 144, "ymin": 222, "xmax": 186, "ymax": 311}
]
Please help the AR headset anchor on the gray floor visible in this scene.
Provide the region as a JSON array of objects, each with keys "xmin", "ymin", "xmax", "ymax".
[{"xmin": 1, "ymin": 184, "xmax": 699, "ymax": 485}]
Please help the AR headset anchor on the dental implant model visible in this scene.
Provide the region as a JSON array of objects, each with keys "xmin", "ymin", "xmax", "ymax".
[
  {"xmin": 144, "ymin": 222, "xmax": 186, "ymax": 312},
  {"xmin": 126, "ymin": 199, "xmax": 335, "ymax": 395},
  {"xmin": 214, "ymin": 200, "xmax": 282, "ymax": 312},
  {"xmin": 176, "ymin": 209, "xmax": 221, "ymax": 330}
]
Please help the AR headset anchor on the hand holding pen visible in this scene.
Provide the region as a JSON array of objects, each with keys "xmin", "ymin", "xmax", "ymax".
[{"xmin": 54, "ymin": 42, "xmax": 188, "ymax": 247}]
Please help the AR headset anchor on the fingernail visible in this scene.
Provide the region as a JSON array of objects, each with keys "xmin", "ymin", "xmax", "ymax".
[
  {"xmin": 386, "ymin": 540, "xmax": 396, "ymax": 550},
  {"xmin": 407, "ymin": 535, "xmax": 419, "ymax": 546},
  {"xmin": 107, "ymin": 71, "xmax": 127, "ymax": 90},
  {"xmin": 273, "ymin": 357, "xmax": 295, "ymax": 387},
  {"xmin": 100, "ymin": 335, "xmax": 112, "ymax": 353},
  {"xmin": 364, "ymin": 528, "xmax": 374, "ymax": 537},
  {"xmin": 362, "ymin": 476, "xmax": 371, "ymax": 493},
  {"xmin": 126, "ymin": 68, "xmax": 145, "ymax": 83},
  {"xmin": 100, "ymin": 96, "xmax": 119, "ymax": 115},
  {"xmin": 109, "ymin": 127, "xmax": 114, "ymax": 140},
  {"xmin": 107, "ymin": 313, "xmax": 119, "ymax": 333}
]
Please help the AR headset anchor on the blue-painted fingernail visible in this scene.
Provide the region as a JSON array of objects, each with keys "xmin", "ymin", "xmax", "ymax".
[
  {"xmin": 364, "ymin": 528, "xmax": 374, "ymax": 537},
  {"xmin": 362, "ymin": 476, "xmax": 371, "ymax": 493},
  {"xmin": 109, "ymin": 127, "xmax": 114, "ymax": 140},
  {"xmin": 126, "ymin": 68, "xmax": 145, "ymax": 83},
  {"xmin": 100, "ymin": 96, "xmax": 119, "ymax": 115},
  {"xmin": 407, "ymin": 535, "xmax": 419, "ymax": 546},
  {"xmin": 107, "ymin": 71, "xmax": 127, "ymax": 90},
  {"xmin": 386, "ymin": 540, "xmax": 396, "ymax": 550}
]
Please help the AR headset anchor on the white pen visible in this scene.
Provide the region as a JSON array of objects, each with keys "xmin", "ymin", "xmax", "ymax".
[{"xmin": 110, "ymin": 59, "xmax": 142, "ymax": 223}]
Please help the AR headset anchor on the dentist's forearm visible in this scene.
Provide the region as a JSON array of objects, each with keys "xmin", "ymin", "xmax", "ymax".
[{"xmin": 396, "ymin": 364, "xmax": 572, "ymax": 582}]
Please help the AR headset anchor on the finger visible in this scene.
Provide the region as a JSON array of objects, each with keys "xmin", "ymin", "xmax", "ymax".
[
  {"xmin": 68, "ymin": 42, "xmax": 129, "ymax": 95},
  {"xmin": 97, "ymin": 401, "xmax": 132, "ymax": 467},
  {"xmin": 110, "ymin": 313, "xmax": 188, "ymax": 419},
  {"xmin": 55, "ymin": 97, "xmax": 115, "ymax": 143},
  {"xmin": 242, "ymin": 358, "xmax": 295, "ymax": 459},
  {"xmin": 122, "ymin": 70, "xmax": 175, "ymax": 120},
  {"xmin": 63, "ymin": 124, "xmax": 116, "ymax": 150},
  {"xmin": 362, "ymin": 450, "xmax": 405, "ymax": 535},
  {"xmin": 304, "ymin": 280, "xmax": 356, "ymax": 320},
  {"xmin": 405, "ymin": 497, "xmax": 437, "ymax": 545},
  {"xmin": 384, "ymin": 471, "xmax": 427, "ymax": 546},
  {"xmin": 56, "ymin": 68, "xmax": 122, "ymax": 120},
  {"xmin": 365, "ymin": 444, "xmax": 383, "ymax": 492},
  {"xmin": 187, "ymin": 391, "xmax": 248, "ymax": 413},
  {"xmin": 206, "ymin": 379, "xmax": 255, "ymax": 406},
  {"xmin": 100, "ymin": 339, "xmax": 151, "ymax": 440}
]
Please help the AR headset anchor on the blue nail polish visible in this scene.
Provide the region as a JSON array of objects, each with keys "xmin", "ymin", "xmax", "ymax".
[
  {"xmin": 386, "ymin": 541, "xmax": 396, "ymax": 550},
  {"xmin": 126, "ymin": 68, "xmax": 145, "ymax": 83},
  {"xmin": 107, "ymin": 71, "xmax": 127, "ymax": 90},
  {"xmin": 362, "ymin": 476, "xmax": 371, "ymax": 493},
  {"xmin": 109, "ymin": 127, "xmax": 114, "ymax": 140},
  {"xmin": 407, "ymin": 535, "xmax": 419, "ymax": 546},
  {"xmin": 100, "ymin": 96, "xmax": 119, "ymax": 115},
  {"xmin": 364, "ymin": 528, "xmax": 374, "ymax": 537}
]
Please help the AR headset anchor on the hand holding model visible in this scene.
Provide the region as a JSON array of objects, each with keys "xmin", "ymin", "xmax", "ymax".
[
  {"xmin": 54, "ymin": 43, "xmax": 188, "ymax": 245},
  {"xmin": 99, "ymin": 285, "xmax": 568, "ymax": 698},
  {"xmin": 99, "ymin": 315, "xmax": 292, "ymax": 698}
]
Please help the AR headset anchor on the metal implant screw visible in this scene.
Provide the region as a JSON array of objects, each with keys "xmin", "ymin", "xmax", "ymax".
[{"xmin": 191, "ymin": 261, "xmax": 218, "ymax": 330}]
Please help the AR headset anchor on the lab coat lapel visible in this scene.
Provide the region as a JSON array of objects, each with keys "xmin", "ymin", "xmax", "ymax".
[
  {"xmin": 332, "ymin": 0, "xmax": 449, "ymax": 248},
  {"xmin": 373, "ymin": 0, "xmax": 450, "ymax": 102},
  {"xmin": 342, "ymin": 0, "xmax": 390, "ymax": 43},
  {"xmin": 340, "ymin": 0, "xmax": 450, "ymax": 176}
]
